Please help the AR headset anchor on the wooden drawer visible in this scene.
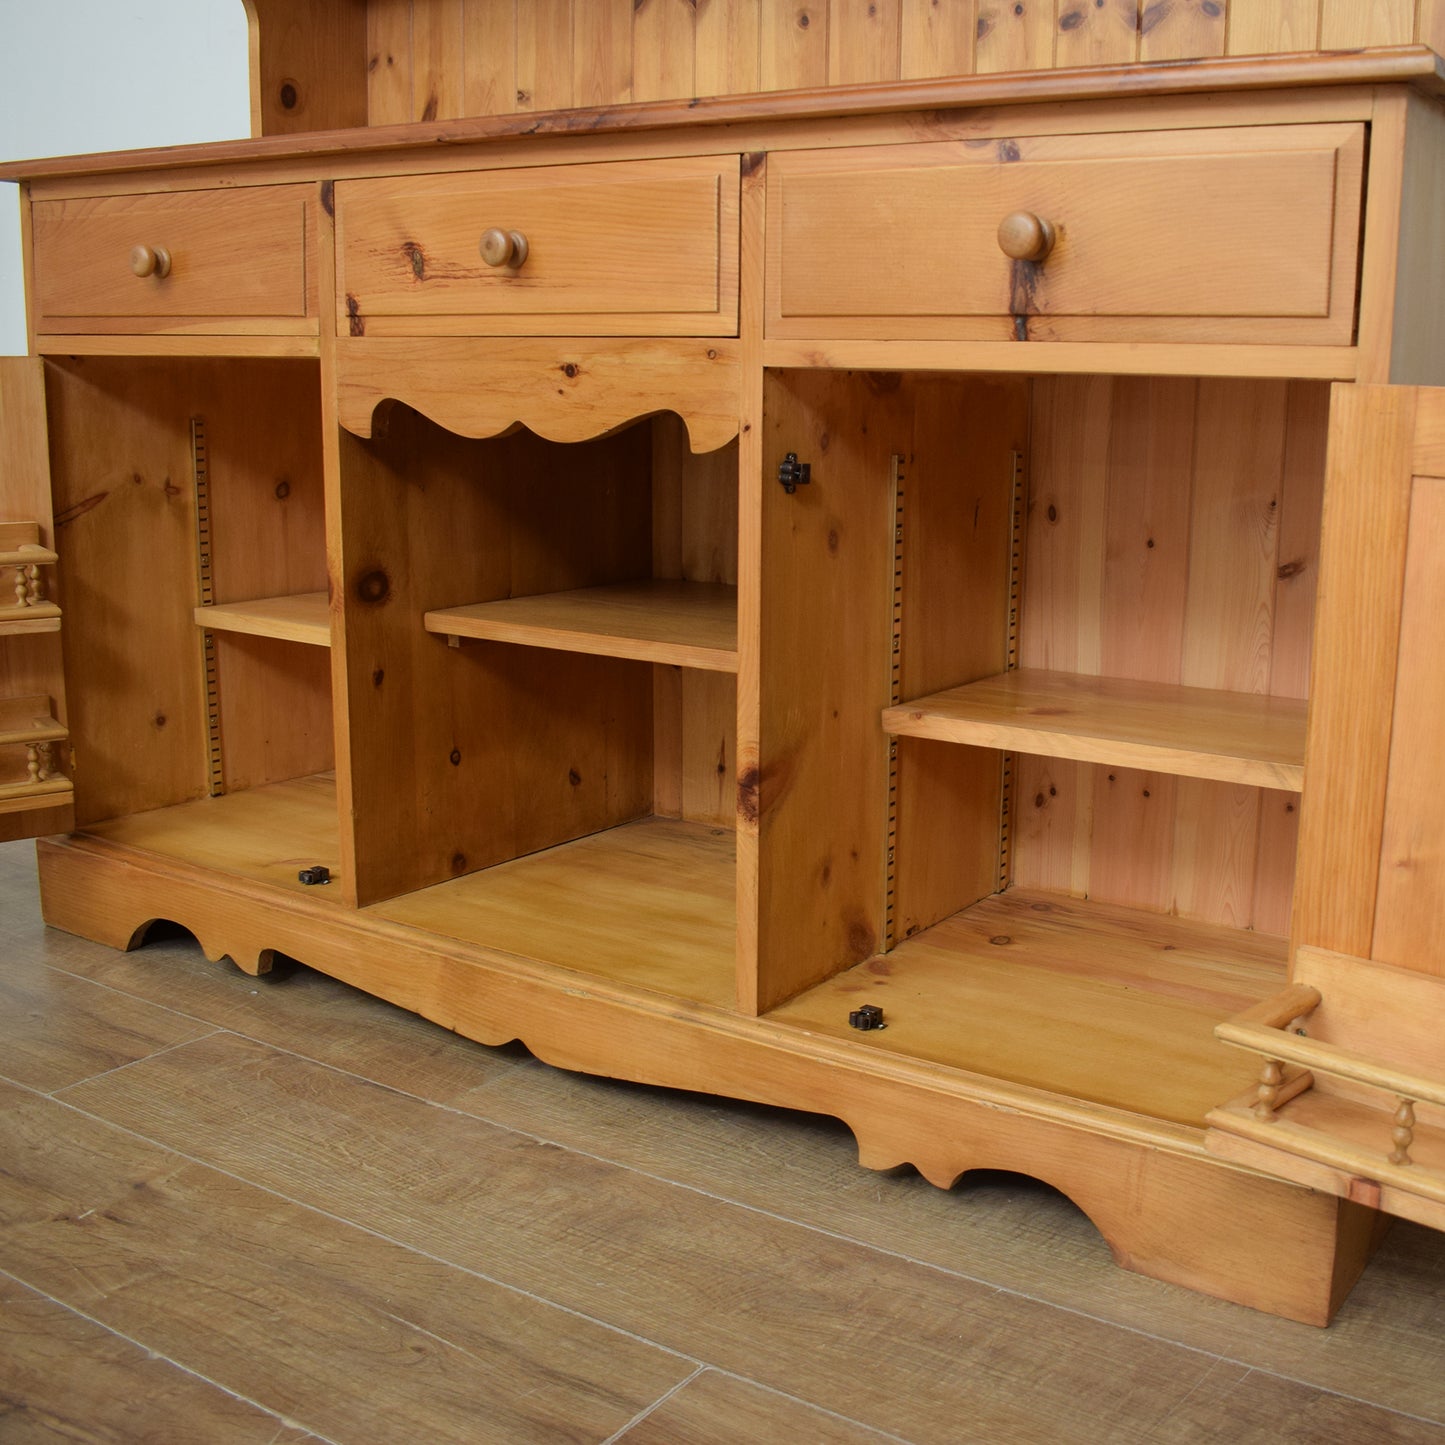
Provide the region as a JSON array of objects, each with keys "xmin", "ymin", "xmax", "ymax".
[
  {"xmin": 31, "ymin": 185, "xmax": 317, "ymax": 337},
  {"xmin": 766, "ymin": 124, "xmax": 1365, "ymax": 346},
  {"xmin": 336, "ymin": 156, "xmax": 739, "ymax": 337}
]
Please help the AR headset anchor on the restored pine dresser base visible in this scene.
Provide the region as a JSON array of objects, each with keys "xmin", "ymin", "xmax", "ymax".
[{"xmin": 7, "ymin": 45, "xmax": 1445, "ymax": 1326}]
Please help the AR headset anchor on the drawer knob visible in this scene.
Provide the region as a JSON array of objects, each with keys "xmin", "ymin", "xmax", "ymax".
[
  {"xmin": 130, "ymin": 243, "xmax": 173, "ymax": 279},
  {"xmin": 479, "ymin": 228, "xmax": 529, "ymax": 269},
  {"xmin": 997, "ymin": 212, "xmax": 1055, "ymax": 263}
]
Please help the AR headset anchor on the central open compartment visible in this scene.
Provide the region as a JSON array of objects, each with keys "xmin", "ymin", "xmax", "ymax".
[{"xmin": 335, "ymin": 403, "xmax": 740, "ymax": 998}]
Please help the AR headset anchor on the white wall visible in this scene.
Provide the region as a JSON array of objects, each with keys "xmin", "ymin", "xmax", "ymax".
[{"xmin": 0, "ymin": 1, "xmax": 252, "ymax": 355}]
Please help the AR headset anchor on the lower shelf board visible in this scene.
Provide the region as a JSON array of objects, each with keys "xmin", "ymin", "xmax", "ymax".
[
  {"xmin": 769, "ymin": 891, "xmax": 1288, "ymax": 1129},
  {"xmin": 370, "ymin": 816, "xmax": 737, "ymax": 1009},
  {"xmin": 69, "ymin": 779, "xmax": 1284, "ymax": 1127}
]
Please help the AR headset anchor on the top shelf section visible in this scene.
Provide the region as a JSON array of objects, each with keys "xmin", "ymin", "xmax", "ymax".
[
  {"xmin": 425, "ymin": 580, "xmax": 738, "ymax": 673},
  {"xmin": 884, "ymin": 668, "xmax": 1306, "ymax": 791}
]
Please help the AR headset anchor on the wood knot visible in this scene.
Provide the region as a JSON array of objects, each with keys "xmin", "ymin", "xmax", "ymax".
[
  {"xmin": 356, "ymin": 569, "xmax": 390, "ymax": 604},
  {"xmin": 737, "ymin": 766, "xmax": 760, "ymax": 826}
]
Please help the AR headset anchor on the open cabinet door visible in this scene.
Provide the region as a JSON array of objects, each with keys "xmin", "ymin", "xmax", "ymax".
[
  {"xmin": 0, "ymin": 356, "xmax": 73, "ymax": 841},
  {"xmin": 1207, "ymin": 383, "xmax": 1445, "ymax": 1230}
]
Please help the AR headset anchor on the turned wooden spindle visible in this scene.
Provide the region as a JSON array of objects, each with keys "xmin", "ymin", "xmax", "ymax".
[
  {"xmin": 1254, "ymin": 1058, "xmax": 1285, "ymax": 1120},
  {"xmin": 12, "ymin": 564, "xmax": 24, "ymax": 609},
  {"xmin": 25, "ymin": 561, "xmax": 42, "ymax": 605},
  {"xmin": 35, "ymin": 741, "xmax": 57, "ymax": 783},
  {"xmin": 1390, "ymin": 1098, "xmax": 1417, "ymax": 1166},
  {"xmin": 25, "ymin": 743, "xmax": 41, "ymax": 787},
  {"xmin": 997, "ymin": 211, "xmax": 1056, "ymax": 262},
  {"xmin": 130, "ymin": 243, "xmax": 173, "ymax": 279},
  {"xmin": 479, "ymin": 227, "xmax": 529, "ymax": 269}
]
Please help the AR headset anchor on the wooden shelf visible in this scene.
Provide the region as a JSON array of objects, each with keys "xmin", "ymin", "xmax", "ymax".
[
  {"xmin": 195, "ymin": 592, "xmax": 331, "ymax": 647},
  {"xmin": 0, "ymin": 696, "xmax": 67, "ymax": 748},
  {"xmin": 0, "ymin": 602, "xmax": 62, "ymax": 635},
  {"xmin": 884, "ymin": 668, "xmax": 1307, "ymax": 790},
  {"xmin": 0, "ymin": 694, "xmax": 71, "ymax": 816},
  {"xmin": 769, "ymin": 889, "xmax": 1287, "ymax": 1129},
  {"xmin": 424, "ymin": 580, "xmax": 738, "ymax": 673}
]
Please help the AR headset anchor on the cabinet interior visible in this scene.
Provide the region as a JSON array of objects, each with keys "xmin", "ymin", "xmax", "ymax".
[
  {"xmin": 753, "ymin": 367, "xmax": 1325, "ymax": 1121},
  {"xmin": 43, "ymin": 356, "xmax": 331, "ymax": 830},
  {"xmin": 40, "ymin": 356, "xmax": 1326, "ymax": 1128}
]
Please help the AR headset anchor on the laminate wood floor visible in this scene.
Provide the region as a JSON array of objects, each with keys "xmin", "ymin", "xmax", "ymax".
[{"xmin": 3, "ymin": 838, "xmax": 1445, "ymax": 1443}]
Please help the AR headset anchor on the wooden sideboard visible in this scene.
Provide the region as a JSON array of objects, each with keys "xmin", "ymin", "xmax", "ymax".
[{"xmin": 5, "ymin": 25, "xmax": 1445, "ymax": 1325}]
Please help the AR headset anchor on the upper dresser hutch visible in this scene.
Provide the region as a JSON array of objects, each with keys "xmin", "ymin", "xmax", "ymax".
[{"xmin": 4, "ymin": 0, "xmax": 1445, "ymax": 1325}]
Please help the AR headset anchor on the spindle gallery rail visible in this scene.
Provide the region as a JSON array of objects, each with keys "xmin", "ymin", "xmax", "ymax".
[
  {"xmin": 0, "ymin": 524, "xmax": 60, "ymax": 635},
  {"xmin": 1210, "ymin": 978, "xmax": 1445, "ymax": 1226},
  {"xmin": 0, "ymin": 695, "xmax": 71, "ymax": 816}
]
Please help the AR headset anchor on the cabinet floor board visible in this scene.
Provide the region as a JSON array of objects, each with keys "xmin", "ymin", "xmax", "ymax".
[
  {"xmin": 82, "ymin": 773, "xmax": 343, "ymax": 900},
  {"xmin": 771, "ymin": 891, "xmax": 1287, "ymax": 1129},
  {"xmin": 370, "ymin": 816, "xmax": 737, "ymax": 1009}
]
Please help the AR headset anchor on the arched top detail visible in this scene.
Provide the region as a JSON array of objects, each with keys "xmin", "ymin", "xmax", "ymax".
[{"xmin": 335, "ymin": 337, "xmax": 742, "ymax": 453}]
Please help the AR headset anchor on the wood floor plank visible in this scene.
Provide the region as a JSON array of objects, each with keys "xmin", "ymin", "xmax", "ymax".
[
  {"xmin": 614, "ymin": 1370, "xmax": 895, "ymax": 1443},
  {"xmin": 3, "ymin": 839, "xmax": 525, "ymax": 1105},
  {"xmin": 1144, "ymin": 1361, "xmax": 1445, "ymax": 1443},
  {"xmin": 0, "ymin": 1276, "xmax": 313, "ymax": 1444},
  {"xmin": 0, "ymin": 964, "xmax": 213, "ymax": 1094},
  {"xmin": 58, "ymin": 1031, "xmax": 1272, "ymax": 1443},
  {"xmin": 455, "ymin": 1057, "xmax": 1445, "ymax": 1425},
  {"xmin": 48, "ymin": 930, "xmax": 528, "ymax": 1106},
  {"xmin": 0, "ymin": 1079, "xmax": 696, "ymax": 1445}
]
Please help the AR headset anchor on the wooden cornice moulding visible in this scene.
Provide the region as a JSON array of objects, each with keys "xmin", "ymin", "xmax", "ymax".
[
  {"xmin": 4, "ymin": 47, "xmax": 1443, "ymax": 183},
  {"xmin": 334, "ymin": 338, "xmax": 742, "ymax": 452}
]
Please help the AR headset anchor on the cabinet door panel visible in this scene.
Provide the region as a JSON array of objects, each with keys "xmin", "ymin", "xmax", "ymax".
[
  {"xmin": 0, "ymin": 359, "xmax": 73, "ymax": 841},
  {"xmin": 1206, "ymin": 384, "xmax": 1445, "ymax": 1234}
]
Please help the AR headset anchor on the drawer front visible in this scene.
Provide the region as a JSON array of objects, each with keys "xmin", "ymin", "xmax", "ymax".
[
  {"xmin": 766, "ymin": 124, "xmax": 1365, "ymax": 346},
  {"xmin": 336, "ymin": 156, "xmax": 739, "ymax": 337},
  {"xmin": 31, "ymin": 186, "xmax": 316, "ymax": 334}
]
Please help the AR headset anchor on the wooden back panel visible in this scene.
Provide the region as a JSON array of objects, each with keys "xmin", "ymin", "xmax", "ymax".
[
  {"xmin": 1014, "ymin": 376, "xmax": 1329, "ymax": 934},
  {"xmin": 651, "ymin": 417, "xmax": 738, "ymax": 830},
  {"xmin": 338, "ymin": 408, "xmax": 659, "ymax": 905},
  {"xmin": 340, "ymin": 0, "xmax": 1445, "ymax": 129}
]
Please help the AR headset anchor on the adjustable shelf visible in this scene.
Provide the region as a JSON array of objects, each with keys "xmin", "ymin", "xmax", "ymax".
[
  {"xmin": 1, "ymin": 522, "xmax": 61, "ymax": 635},
  {"xmin": 883, "ymin": 668, "xmax": 1307, "ymax": 791},
  {"xmin": 0, "ymin": 694, "xmax": 72, "ymax": 816},
  {"xmin": 424, "ymin": 579, "xmax": 739, "ymax": 672},
  {"xmin": 194, "ymin": 591, "xmax": 331, "ymax": 647}
]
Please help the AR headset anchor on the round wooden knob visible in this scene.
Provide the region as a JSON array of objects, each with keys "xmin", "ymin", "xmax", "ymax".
[
  {"xmin": 996, "ymin": 212, "xmax": 1055, "ymax": 262},
  {"xmin": 479, "ymin": 228, "xmax": 529, "ymax": 268},
  {"xmin": 130, "ymin": 244, "xmax": 172, "ymax": 279}
]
